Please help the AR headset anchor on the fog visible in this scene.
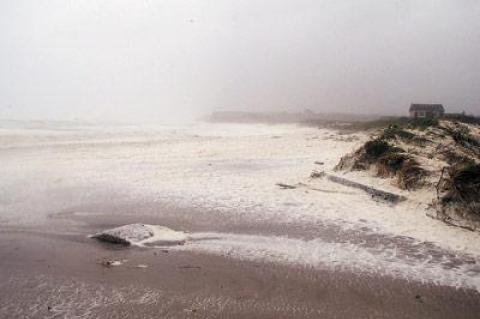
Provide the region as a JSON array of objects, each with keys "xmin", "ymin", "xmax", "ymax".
[{"xmin": 1, "ymin": 0, "xmax": 479, "ymax": 123}]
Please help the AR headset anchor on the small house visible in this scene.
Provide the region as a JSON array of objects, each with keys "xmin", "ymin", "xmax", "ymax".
[{"xmin": 409, "ymin": 104, "xmax": 445, "ymax": 118}]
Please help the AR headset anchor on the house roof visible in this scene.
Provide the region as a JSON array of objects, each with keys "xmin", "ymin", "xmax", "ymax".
[{"xmin": 409, "ymin": 104, "xmax": 445, "ymax": 112}]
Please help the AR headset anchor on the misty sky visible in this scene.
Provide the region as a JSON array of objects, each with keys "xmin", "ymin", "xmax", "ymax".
[{"xmin": 1, "ymin": 0, "xmax": 479, "ymax": 122}]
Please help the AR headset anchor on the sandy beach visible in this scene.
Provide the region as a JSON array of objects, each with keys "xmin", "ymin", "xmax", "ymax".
[{"xmin": 1, "ymin": 121, "xmax": 479, "ymax": 318}]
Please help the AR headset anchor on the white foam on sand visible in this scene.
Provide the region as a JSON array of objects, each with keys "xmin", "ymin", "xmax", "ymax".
[
  {"xmin": 179, "ymin": 232, "xmax": 480, "ymax": 292},
  {"xmin": 2, "ymin": 121, "xmax": 480, "ymax": 287},
  {"xmin": 140, "ymin": 225, "xmax": 188, "ymax": 247}
]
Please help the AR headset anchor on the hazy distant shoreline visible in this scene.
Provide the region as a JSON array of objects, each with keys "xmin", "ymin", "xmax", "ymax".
[{"xmin": 206, "ymin": 110, "xmax": 381, "ymax": 125}]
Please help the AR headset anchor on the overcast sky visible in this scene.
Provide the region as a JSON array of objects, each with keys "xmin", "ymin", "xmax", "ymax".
[{"xmin": 1, "ymin": 0, "xmax": 479, "ymax": 122}]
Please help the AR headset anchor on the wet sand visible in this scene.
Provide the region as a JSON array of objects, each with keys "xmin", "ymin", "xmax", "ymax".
[{"xmin": 1, "ymin": 207, "xmax": 479, "ymax": 319}]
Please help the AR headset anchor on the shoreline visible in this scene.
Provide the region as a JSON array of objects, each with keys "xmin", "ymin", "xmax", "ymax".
[{"xmin": 1, "ymin": 226, "xmax": 479, "ymax": 319}]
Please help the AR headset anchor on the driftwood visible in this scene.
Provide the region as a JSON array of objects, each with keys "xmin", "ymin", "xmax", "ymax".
[
  {"xmin": 276, "ymin": 183, "xmax": 297, "ymax": 189},
  {"xmin": 276, "ymin": 180, "xmax": 356, "ymax": 195},
  {"xmin": 279, "ymin": 172, "xmax": 406, "ymax": 204},
  {"xmin": 324, "ymin": 173, "xmax": 407, "ymax": 204}
]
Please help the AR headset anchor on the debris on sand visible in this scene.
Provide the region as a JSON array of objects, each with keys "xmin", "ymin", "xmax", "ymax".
[
  {"xmin": 276, "ymin": 183, "xmax": 298, "ymax": 189},
  {"xmin": 179, "ymin": 265, "xmax": 202, "ymax": 269},
  {"xmin": 99, "ymin": 260, "xmax": 126, "ymax": 268},
  {"xmin": 183, "ymin": 309, "xmax": 198, "ymax": 313},
  {"xmin": 278, "ymin": 175, "xmax": 357, "ymax": 195},
  {"xmin": 91, "ymin": 224, "xmax": 188, "ymax": 247},
  {"xmin": 322, "ymin": 173, "xmax": 407, "ymax": 204},
  {"xmin": 136, "ymin": 264, "xmax": 148, "ymax": 269},
  {"xmin": 310, "ymin": 170, "xmax": 325, "ymax": 178}
]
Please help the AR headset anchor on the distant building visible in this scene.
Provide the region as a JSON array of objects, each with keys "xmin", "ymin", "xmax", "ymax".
[{"xmin": 409, "ymin": 104, "xmax": 445, "ymax": 118}]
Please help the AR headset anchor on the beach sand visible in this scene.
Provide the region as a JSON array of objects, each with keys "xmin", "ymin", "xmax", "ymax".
[
  {"xmin": 0, "ymin": 121, "xmax": 479, "ymax": 318},
  {"xmin": 1, "ymin": 212, "xmax": 479, "ymax": 319}
]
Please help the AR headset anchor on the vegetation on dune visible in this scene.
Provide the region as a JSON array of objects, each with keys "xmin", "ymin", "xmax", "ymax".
[
  {"xmin": 341, "ymin": 117, "xmax": 439, "ymax": 132},
  {"xmin": 335, "ymin": 138, "xmax": 399, "ymax": 171},
  {"xmin": 334, "ymin": 117, "xmax": 480, "ymax": 230},
  {"xmin": 342, "ymin": 117, "xmax": 410, "ymax": 131},
  {"xmin": 440, "ymin": 124, "xmax": 480, "ymax": 160},
  {"xmin": 304, "ymin": 112, "xmax": 479, "ymax": 132},
  {"xmin": 374, "ymin": 150, "xmax": 426, "ymax": 190},
  {"xmin": 448, "ymin": 128, "xmax": 480, "ymax": 149},
  {"xmin": 364, "ymin": 139, "xmax": 403, "ymax": 159},
  {"xmin": 407, "ymin": 118, "xmax": 439, "ymax": 130},
  {"xmin": 440, "ymin": 162, "xmax": 480, "ymax": 207},
  {"xmin": 336, "ymin": 136, "xmax": 426, "ymax": 190},
  {"xmin": 396, "ymin": 159, "xmax": 427, "ymax": 190},
  {"xmin": 336, "ymin": 118, "xmax": 480, "ymax": 189},
  {"xmin": 438, "ymin": 149, "xmax": 473, "ymax": 165},
  {"xmin": 444, "ymin": 113, "xmax": 480, "ymax": 125},
  {"xmin": 433, "ymin": 162, "xmax": 480, "ymax": 230},
  {"xmin": 380, "ymin": 126, "xmax": 416, "ymax": 141}
]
